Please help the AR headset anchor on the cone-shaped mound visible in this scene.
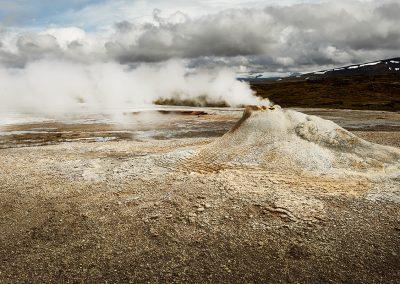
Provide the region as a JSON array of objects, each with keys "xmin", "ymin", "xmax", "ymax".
[{"xmin": 185, "ymin": 105, "xmax": 400, "ymax": 177}]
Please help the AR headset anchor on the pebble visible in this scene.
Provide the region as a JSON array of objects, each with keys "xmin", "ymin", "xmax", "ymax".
[{"xmin": 149, "ymin": 228, "xmax": 159, "ymax": 237}]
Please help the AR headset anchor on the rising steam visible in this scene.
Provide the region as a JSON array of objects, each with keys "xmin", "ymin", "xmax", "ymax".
[{"xmin": 0, "ymin": 59, "xmax": 267, "ymax": 116}]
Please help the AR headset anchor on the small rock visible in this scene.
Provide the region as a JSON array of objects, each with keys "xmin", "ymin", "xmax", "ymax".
[
  {"xmin": 197, "ymin": 207, "xmax": 205, "ymax": 212},
  {"xmin": 149, "ymin": 228, "xmax": 159, "ymax": 237},
  {"xmin": 149, "ymin": 214, "xmax": 160, "ymax": 220}
]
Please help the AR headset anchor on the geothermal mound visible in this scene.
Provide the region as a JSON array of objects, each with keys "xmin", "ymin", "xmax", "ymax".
[{"xmin": 185, "ymin": 105, "xmax": 400, "ymax": 177}]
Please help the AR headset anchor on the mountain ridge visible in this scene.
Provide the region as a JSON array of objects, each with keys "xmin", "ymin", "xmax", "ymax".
[
  {"xmin": 289, "ymin": 57, "xmax": 400, "ymax": 82},
  {"xmin": 241, "ymin": 57, "xmax": 400, "ymax": 82}
]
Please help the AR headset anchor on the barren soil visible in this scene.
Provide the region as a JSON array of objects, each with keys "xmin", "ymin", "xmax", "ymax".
[
  {"xmin": 251, "ymin": 74, "xmax": 400, "ymax": 111},
  {"xmin": 0, "ymin": 108, "xmax": 399, "ymax": 283}
]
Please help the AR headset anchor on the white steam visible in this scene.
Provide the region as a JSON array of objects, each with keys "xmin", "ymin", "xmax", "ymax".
[{"xmin": 0, "ymin": 59, "xmax": 267, "ymax": 115}]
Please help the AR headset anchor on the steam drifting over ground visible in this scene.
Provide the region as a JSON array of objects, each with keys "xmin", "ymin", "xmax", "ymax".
[
  {"xmin": 0, "ymin": 59, "xmax": 266, "ymax": 116},
  {"xmin": 0, "ymin": 0, "xmax": 399, "ymax": 116}
]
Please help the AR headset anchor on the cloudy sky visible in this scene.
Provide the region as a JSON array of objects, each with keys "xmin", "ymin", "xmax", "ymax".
[{"xmin": 0, "ymin": 0, "xmax": 399, "ymax": 74}]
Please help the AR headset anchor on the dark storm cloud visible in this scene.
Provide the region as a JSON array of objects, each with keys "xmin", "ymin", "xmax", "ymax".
[
  {"xmin": 0, "ymin": 1, "xmax": 399, "ymax": 72},
  {"xmin": 104, "ymin": 0, "xmax": 400, "ymax": 70},
  {"xmin": 106, "ymin": 9, "xmax": 274, "ymax": 63},
  {"xmin": 375, "ymin": 1, "xmax": 400, "ymax": 21}
]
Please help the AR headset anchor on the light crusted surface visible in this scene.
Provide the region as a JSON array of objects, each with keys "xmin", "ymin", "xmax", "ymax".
[
  {"xmin": 184, "ymin": 106, "xmax": 400, "ymax": 178},
  {"xmin": 0, "ymin": 108, "xmax": 399, "ymax": 283},
  {"xmin": 354, "ymin": 131, "xmax": 400, "ymax": 148}
]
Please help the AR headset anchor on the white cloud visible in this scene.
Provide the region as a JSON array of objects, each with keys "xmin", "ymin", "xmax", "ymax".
[
  {"xmin": 0, "ymin": 0, "xmax": 396, "ymax": 116},
  {"xmin": 0, "ymin": 0, "xmax": 398, "ymax": 73}
]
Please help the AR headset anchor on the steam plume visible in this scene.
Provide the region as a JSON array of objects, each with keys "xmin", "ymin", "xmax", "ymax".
[{"xmin": 0, "ymin": 59, "xmax": 267, "ymax": 116}]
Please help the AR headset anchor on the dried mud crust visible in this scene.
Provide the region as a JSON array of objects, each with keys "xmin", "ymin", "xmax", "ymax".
[
  {"xmin": 354, "ymin": 131, "xmax": 400, "ymax": 148},
  {"xmin": 1, "ymin": 107, "xmax": 399, "ymax": 283},
  {"xmin": 0, "ymin": 114, "xmax": 237, "ymax": 149},
  {"xmin": 0, "ymin": 136, "xmax": 399, "ymax": 283}
]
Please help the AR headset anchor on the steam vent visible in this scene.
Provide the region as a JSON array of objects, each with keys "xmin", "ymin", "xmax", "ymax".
[{"xmin": 185, "ymin": 105, "xmax": 400, "ymax": 177}]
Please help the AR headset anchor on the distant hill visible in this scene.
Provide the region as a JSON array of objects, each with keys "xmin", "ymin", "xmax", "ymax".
[
  {"xmin": 283, "ymin": 58, "xmax": 400, "ymax": 82},
  {"xmin": 242, "ymin": 58, "xmax": 400, "ymax": 83},
  {"xmin": 249, "ymin": 58, "xmax": 400, "ymax": 111}
]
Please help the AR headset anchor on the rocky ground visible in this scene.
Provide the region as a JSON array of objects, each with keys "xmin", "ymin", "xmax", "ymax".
[{"xmin": 0, "ymin": 107, "xmax": 399, "ymax": 283}]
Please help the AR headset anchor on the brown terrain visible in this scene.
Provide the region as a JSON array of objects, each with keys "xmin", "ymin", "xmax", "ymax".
[
  {"xmin": 251, "ymin": 73, "xmax": 400, "ymax": 111},
  {"xmin": 0, "ymin": 107, "xmax": 399, "ymax": 283}
]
